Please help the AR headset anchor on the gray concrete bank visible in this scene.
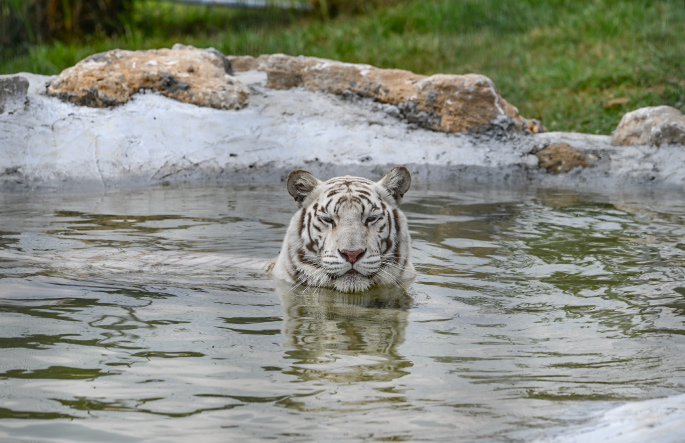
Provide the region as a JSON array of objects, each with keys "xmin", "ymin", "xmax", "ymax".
[{"xmin": 1, "ymin": 68, "xmax": 684, "ymax": 192}]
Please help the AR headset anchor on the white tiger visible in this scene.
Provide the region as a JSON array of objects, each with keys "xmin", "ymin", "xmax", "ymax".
[
  {"xmin": 0, "ymin": 168, "xmax": 415, "ymax": 294},
  {"xmin": 268, "ymin": 166, "xmax": 416, "ymax": 293}
]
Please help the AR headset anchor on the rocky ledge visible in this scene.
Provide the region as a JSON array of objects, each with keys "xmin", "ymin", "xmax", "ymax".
[
  {"xmin": 46, "ymin": 44, "xmax": 249, "ymax": 110},
  {"xmin": 1, "ymin": 45, "xmax": 684, "ymax": 191},
  {"xmin": 234, "ymin": 53, "xmax": 542, "ymax": 135}
]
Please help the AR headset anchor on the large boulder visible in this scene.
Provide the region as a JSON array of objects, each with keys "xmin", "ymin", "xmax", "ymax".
[
  {"xmin": 47, "ymin": 45, "xmax": 249, "ymax": 110},
  {"xmin": 612, "ymin": 106, "xmax": 685, "ymax": 146},
  {"xmin": 45, "ymin": 48, "xmax": 541, "ymax": 136},
  {"xmin": 232, "ymin": 54, "xmax": 541, "ymax": 135},
  {"xmin": 0, "ymin": 75, "xmax": 29, "ymax": 114}
]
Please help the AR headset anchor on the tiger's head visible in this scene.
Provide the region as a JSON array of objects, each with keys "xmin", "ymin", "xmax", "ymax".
[{"xmin": 270, "ymin": 166, "xmax": 415, "ymax": 293}]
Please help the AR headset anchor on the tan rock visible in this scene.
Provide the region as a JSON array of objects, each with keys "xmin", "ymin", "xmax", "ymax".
[
  {"xmin": 536, "ymin": 143, "xmax": 590, "ymax": 173},
  {"xmin": 612, "ymin": 106, "xmax": 685, "ymax": 146},
  {"xmin": 47, "ymin": 45, "xmax": 249, "ymax": 110},
  {"xmin": 261, "ymin": 54, "xmax": 541, "ymax": 134},
  {"xmin": 229, "ymin": 55, "xmax": 268, "ymax": 73}
]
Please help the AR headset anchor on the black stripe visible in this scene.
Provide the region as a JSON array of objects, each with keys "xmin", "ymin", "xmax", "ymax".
[
  {"xmin": 393, "ymin": 209, "xmax": 401, "ymax": 264},
  {"xmin": 298, "ymin": 247, "xmax": 320, "ymax": 265},
  {"xmin": 297, "ymin": 209, "xmax": 305, "ymax": 235},
  {"xmin": 305, "ymin": 237, "xmax": 317, "ymax": 253},
  {"xmin": 358, "ymin": 195, "xmax": 374, "ymax": 206},
  {"xmin": 349, "ymin": 196, "xmax": 363, "ymax": 206},
  {"xmin": 393, "ymin": 209, "xmax": 401, "ymax": 236},
  {"xmin": 360, "ymin": 200, "xmax": 368, "ymax": 216},
  {"xmin": 333, "ymin": 197, "xmax": 345, "ymax": 215}
]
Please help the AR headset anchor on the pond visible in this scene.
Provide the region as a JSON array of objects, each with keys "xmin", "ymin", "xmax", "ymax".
[{"xmin": 1, "ymin": 183, "xmax": 684, "ymax": 441}]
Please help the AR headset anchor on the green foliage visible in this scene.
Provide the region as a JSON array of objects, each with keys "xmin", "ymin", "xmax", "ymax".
[
  {"xmin": 1, "ymin": 0, "xmax": 37, "ymax": 60},
  {"xmin": 1, "ymin": 0, "xmax": 683, "ymax": 135},
  {"xmin": 310, "ymin": 0, "xmax": 404, "ymax": 19},
  {"xmin": 0, "ymin": 0, "xmax": 134, "ymax": 61}
]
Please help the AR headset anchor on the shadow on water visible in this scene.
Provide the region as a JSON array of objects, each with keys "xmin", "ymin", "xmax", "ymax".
[{"xmin": 279, "ymin": 284, "xmax": 413, "ymax": 384}]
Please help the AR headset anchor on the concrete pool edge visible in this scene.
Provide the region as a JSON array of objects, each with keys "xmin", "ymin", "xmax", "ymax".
[{"xmin": 2, "ymin": 70, "xmax": 685, "ymax": 192}]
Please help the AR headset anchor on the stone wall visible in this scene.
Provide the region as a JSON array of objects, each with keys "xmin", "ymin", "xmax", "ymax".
[
  {"xmin": 2, "ymin": 46, "xmax": 685, "ymax": 191},
  {"xmin": 44, "ymin": 46, "xmax": 541, "ymax": 136}
]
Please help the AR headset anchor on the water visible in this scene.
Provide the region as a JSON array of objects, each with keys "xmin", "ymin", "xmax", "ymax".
[{"xmin": 1, "ymin": 184, "xmax": 685, "ymax": 442}]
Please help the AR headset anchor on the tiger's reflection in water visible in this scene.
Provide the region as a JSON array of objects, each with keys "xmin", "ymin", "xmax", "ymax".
[{"xmin": 278, "ymin": 283, "xmax": 413, "ymax": 384}]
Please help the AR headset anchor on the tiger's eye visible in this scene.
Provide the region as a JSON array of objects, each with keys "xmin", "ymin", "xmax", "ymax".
[
  {"xmin": 365, "ymin": 215, "xmax": 379, "ymax": 224},
  {"xmin": 318, "ymin": 215, "xmax": 334, "ymax": 224}
]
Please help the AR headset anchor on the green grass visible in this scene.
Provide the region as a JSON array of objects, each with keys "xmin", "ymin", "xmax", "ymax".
[{"xmin": 2, "ymin": 0, "xmax": 684, "ymax": 134}]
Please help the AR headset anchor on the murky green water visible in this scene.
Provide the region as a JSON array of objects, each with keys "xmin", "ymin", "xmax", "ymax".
[{"xmin": 1, "ymin": 184, "xmax": 685, "ymax": 442}]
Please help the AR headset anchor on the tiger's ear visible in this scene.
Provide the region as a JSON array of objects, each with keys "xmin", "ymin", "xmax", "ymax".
[
  {"xmin": 378, "ymin": 166, "xmax": 411, "ymax": 205},
  {"xmin": 287, "ymin": 170, "xmax": 322, "ymax": 207}
]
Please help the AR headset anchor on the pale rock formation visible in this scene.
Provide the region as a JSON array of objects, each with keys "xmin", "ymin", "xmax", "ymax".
[
  {"xmin": 612, "ymin": 106, "xmax": 685, "ymax": 146},
  {"xmin": 46, "ymin": 45, "xmax": 249, "ymax": 110},
  {"xmin": 230, "ymin": 54, "xmax": 542, "ymax": 135}
]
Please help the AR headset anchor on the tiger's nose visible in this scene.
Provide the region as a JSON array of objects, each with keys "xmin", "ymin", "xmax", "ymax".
[{"xmin": 339, "ymin": 249, "xmax": 365, "ymax": 264}]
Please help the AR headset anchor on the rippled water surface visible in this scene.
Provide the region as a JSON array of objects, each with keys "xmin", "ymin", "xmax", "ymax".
[{"xmin": 2, "ymin": 184, "xmax": 685, "ymax": 442}]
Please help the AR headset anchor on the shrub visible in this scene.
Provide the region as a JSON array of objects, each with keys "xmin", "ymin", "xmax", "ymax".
[
  {"xmin": 1, "ymin": 0, "xmax": 133, "ymax": 61},
  {"xmin": 310, "ymin": 0, "xmax": 404, "ymax": 19}
]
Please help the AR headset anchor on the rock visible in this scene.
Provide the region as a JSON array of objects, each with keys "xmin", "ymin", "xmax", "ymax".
[
  {"xmin": 536, "ymin": 143, "xmax": 590, "ymax": 173},
  {"xmin": 229, "ymin": 55, "xmax": 268, "ymax": 73},
  {"xmin": 261, "ymin": 54, "xmax": 541, "ymax": 135},
  {"xmin": 612, "ymin": 106, "xmax": 685, "ymax": 146},
  {"xmin": 6, "ymin": 70, "xmax": 685, "ymax": 192},
  {"xmin": 47, "ymin": 45, "xmax": 249, "ymax": 110},
  {"xmin": 0, "ymin": 75, "xmax": 29, "ymax": 114}
]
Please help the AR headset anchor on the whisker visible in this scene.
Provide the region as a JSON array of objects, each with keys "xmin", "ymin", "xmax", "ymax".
[{"xmin": 376, "ymin": 267, "xmax": 407, "ymax": 291}]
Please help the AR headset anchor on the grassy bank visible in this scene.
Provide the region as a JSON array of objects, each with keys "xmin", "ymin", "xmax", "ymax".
[{"xmin": 1, "ymin": 0, "xmax": 683, "ymax": 134}]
